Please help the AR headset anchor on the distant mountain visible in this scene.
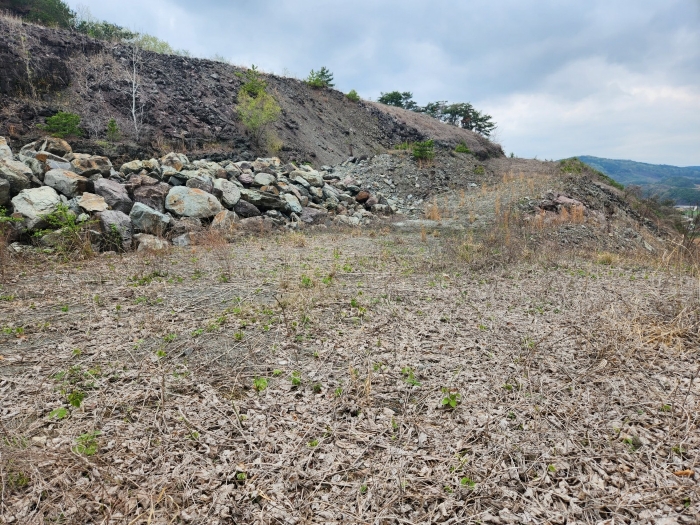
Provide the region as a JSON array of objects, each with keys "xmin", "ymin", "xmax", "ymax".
[{"xmin": 578, "ymin": 156, "xmax": 700, "ymax": 205}]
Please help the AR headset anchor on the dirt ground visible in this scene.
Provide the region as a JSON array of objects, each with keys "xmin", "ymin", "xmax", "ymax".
[{"xmin": 1, "ymin": 225, "xmax": 699, "ymax": 524}]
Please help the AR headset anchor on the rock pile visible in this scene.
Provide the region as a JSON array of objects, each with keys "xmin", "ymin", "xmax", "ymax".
[{"xmin": 0, "ymin": 136, "xmax": 395, "ymax": 251}]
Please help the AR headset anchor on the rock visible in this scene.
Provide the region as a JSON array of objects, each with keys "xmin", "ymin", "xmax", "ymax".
[
  {"xmin": 299, "ymin": 207, "xmax": 328, "ymax": 225},
  {"xmin": 240, "ymin": 189, "xmax": 288, "ymax": 212},
  {"xmin": 98, "ymin": 210, "xmax": 133, "ymax": 250},
  {"xmin": 365, "ymin": 195, "xmax": 379, "ymax": 207},
  {"xmin": 371, "ymin": 204, "xmax": 393, "ymax": 215},
  {"xmin": 355, "ymin": 190, "xmax": 370, "ymax": 203},
  {"xmin": 23, "ymin": 157, "xmax": 44, "ymax": 180},
  {"xmin": 120, "ymin": 160, "xmax": 145, "ymax": 175},
  {"xmin": 20, "ymin": 137, "xmax": 72, "ymax": 158},
  {"xmin": 554, "ymin": 195, "xmax": 584, "ymax": 207},
  {"xmin": 211, "ymin": 209, "xmax": 237, "ymax": 233},
  {"xmin": 133, "ymin": 183, "xmax": 170, "ymax": 213},
  {"xmin": 289, "ymin": 171, "xmax": 311, "ymax": 188},
  {"xmin": 160, "ymin": 152, "xmax": 189, "ymax": 172},
  {"xmin": 186, "ymin": 175, "xmax": 214, "ymax": 194},
  {"xmin": 165, "ymin": 186, "xmax": 223, "ymax": 218},
  {"xmin": 68, "ymin": 153, "xmax": 112, "ymax": 177},
  {"xmin": 94, "ymin": 178, "xmax": 133, "ymax": 214},
  {"xmin": 233, "ymin": 199, "xmax": 261, "ymax": 218},
  {"xmin": 308, "ymin": 186, "xmax": 324, "ymax": 203},
  {"xmin": 233, "ymin": 161, "xmax": 253, "ymax": 171},
  {"xmin": 129, "ymin": 202, "xmax": 171, "ymax": 235},
  {"xmin": 253, "ymin": 157, "xmax": 281, "ymax": 171},
  {"xmin": 11, "ymin": 186, "xmax": 61, "ymax": 230},
  {"xmin": 335, "ymin": 215, "xmax": 360, "ymax": 227},
  {"xmin": 44, "ymin": 169, "xmax": 90, "ymax": 198},
  {"xmin": 0, "ymin": 137, "xmax": 12, "ymax": 159},
  {"xmin": 237, "ymin": 216, "xmax": 274, "ymax": 233},
  {"xmin": 290, "ymin": 169, "xmax": 324, "ymax": 187},
  {"xmin": 171, "ymin": 233, "xmax": 192, "ymax": 247},
  {"xmin": 283, "ymin": 193, "xmax": 303, "ymax": 214},
  {"xmin": 78, "ymin": 192, "xmax": 108, "ymax": 213},
  {"xmin": 213, "ymin": 178, "xmax": 241, "ymax": 208},
  {"xmin": 253, "ymin": 172, "xmax": 277, "ymax": 187},
  {"xmin": 0, "ymin": 178, "xmax": 9, "ymax": 207},
  {"xmin": 0, "ymin": 158, "xmax": 32, "ymax": 195},
  {"xmin": 171, "ymin": 217, "xmax": 203, "ymax": 236},
  {"xmin": 134, "ymin": 233, "xmax": 170, "ymax": 252},
  {"xmin": 237, "ymin": 171, "xmax": 255, "ymax": 186}
]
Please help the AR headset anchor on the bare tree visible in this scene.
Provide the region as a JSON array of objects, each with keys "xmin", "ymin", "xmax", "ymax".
[{"xmin": 123, "ymin": 44, "xmax": 146, "ymax": 140}]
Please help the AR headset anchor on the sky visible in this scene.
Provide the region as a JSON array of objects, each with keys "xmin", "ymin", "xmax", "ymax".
[{"xmin": 66, "ymin": 0, "xmax": 700, "ymax": 166}]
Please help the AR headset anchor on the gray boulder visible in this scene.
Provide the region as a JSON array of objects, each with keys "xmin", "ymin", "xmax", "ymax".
[
  {"xmin": 0, "ymin": 159, "xmax": 32, "ymax": 195},
  {"xmin": 134, "ymin": 233, "xmax": 170, "ymax": 252},
  {"xmin": 160, "ymin": 152, "xmax": 189, "ymax": 172},
  {"xmin": 94, "ymin": 178, "xmax": 133, "ymax": 214},
  {"xmin": 290, "ymin": 169, "xmax": 324, "ymax": 187},
  {"xmin": 213, "ymin": 178, "xmax": 241, "ymax": 208},
  {"xmin": 68, "ymin": 153, "xmax": 112, "ymax": 177},
  {"xmin": 211, "ymin": 209, "xmax": 237, "ymax": 233},
  {"xmin": 129, "ymin": 202, "xmax": 171, "ymax": 235},
  {"xmin": 20, "ymin": 137, "xmax": 72, "ymax": 158},
  {"xmin": 185, "ymin": 175, "xmax": 214, "ymax": 194},
  {"xmin": 240, "ymin": 189, "xmax": 287, "ymax": 212},
  {"xmin": 0, "ymin": 179, "xmax": 10, "ymax": 207},
  {"xmin": 10, "ymin": 186, "xmax": 61, "ymax": 230},
  {"xmin": 98, "ymin": 210, "xmax": 133, "ymax": 250},
  {"xmin": 0, "ymin": 137, "xmax": 12, "ymax": 160},
  {"xmin": 233, "ymin": 199, "xmax": 261, "ymax": 218},
  {"xmin": 283, "ymin": 193, "xmax": 303, "ymax": 214},
  {"xmin": 165, "ymin": 186, "xmax": 223, "ymax": 218},
  {"xmin": 133, "ymin": 182, "xmax": 170, "ymax": 213},
  {"xmin": 253, "ymin": 172, "xmax": 276, "ymax": 187},
  {"xmin": 44, "ymin": 169, "xmax": 90, "ymax": 198},
  {"xmin": 77, "ymin": 192, "xmax": 109, "ymax": 213},
  {"xmin": 299, "ymin": 207, "xmax": 328, "ymax": 225}
]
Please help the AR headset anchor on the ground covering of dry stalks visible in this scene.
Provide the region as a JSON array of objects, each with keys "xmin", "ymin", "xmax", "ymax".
[{"xmin": 2, "ymin": 207, "xmax": 700, "ymax": 524}]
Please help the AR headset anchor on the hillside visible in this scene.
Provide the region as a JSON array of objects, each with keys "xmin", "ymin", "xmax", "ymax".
[
  {"xmin": 580, "ymin": 155, "xmax": 700, "ymax": 205},
  {"xmin": 0, "ymin": 16, "xmax": 501, "ymax": 167}
]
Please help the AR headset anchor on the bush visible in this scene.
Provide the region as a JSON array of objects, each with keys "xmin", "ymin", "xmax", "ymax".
[
  {"xmin": 412, "ymin": 140, "xmax": 435, "ymax": 162},
  {"xmin": 346, "ymin": 89, "xmax": 360, "ymax": 102},
  {"xmin": 306, "ymin": 67, "xmax": 334, "ymax": 89},
  {"xmin": 237, "ymin": 91, "xmax": 281, "ymax": 146},
  {"xmin": 378, "ymin": 91, "xmax": 417, "ymax": 110},
  {"xmin": 39, "ymin": 112, "xmax": 83, "ymax": 138},
  {"xmin": 34, "ymin": 204, "xmax": 94, "ymax": 257},
  {"xmin": 11, "ymin": 0, "xmax": 75, "ymax": 28},
  {"xmin": 455, "ymin": 142, "xmax": 471, "ymax": 154},
  {"xmin": 237, "ymin": 65, "xmax": 267, "ymax": 98}
]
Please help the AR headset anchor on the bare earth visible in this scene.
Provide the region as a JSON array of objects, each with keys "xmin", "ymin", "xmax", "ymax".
[{"xmin": 1, "ymin": 226, "xmax": 699, "ymax": 524}]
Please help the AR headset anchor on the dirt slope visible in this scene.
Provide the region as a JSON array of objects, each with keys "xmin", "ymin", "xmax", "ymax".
[{"xmin": 0, "ymin": 16, "xmax": 502, "ymax": 166}]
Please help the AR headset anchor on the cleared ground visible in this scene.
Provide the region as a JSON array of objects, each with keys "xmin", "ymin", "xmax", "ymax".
[{"xmin": 1, "ymin": 226, "xmax": 699, "ymax": 524}]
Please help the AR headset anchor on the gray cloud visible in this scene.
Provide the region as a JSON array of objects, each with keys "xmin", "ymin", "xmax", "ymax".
[{"xmin": 68, "ymin": 0, "xmax": 700, "ymax": 165}]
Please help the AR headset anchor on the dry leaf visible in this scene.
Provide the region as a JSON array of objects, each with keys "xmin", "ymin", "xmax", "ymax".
[{"xmin": 673, "ymin": 469, "xmax": 694, "ymax": 477}]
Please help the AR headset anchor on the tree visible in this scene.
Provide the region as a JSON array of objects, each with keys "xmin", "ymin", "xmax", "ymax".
[
  {"xmin": 237, "ymin": 65, "xmax": 267, "ymax": 98},
  {"xmin": 4, "ymin": 0, "xmax": 75, "ymax": 28},
  {"xmin": 236, "ymin": 91, "xmax": 281, "ymax": 146},
  {"xmin": 378, "ymin": 91, "xmax": 417, "ymax": 110},
  {"xmin": 306, "ymin": 67, "xmax": 335, "ymax": 89},
  {"xmin": 39, "ymin": 111, "xmax": 83, "ymax": 138},
  {"xmin": 346, "ymin": 89, "xmax": 360, "ymax": 102}
]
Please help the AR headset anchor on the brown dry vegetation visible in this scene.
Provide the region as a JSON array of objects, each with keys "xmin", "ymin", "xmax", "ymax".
[{"xmin": 1, "ymin": 217, "xmax": 699, "ymax": 524}]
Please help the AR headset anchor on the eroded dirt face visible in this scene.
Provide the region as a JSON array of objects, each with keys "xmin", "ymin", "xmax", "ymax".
[{"xmin": 1, "ymin": 229, "xmax": 698, "ymax": 524}]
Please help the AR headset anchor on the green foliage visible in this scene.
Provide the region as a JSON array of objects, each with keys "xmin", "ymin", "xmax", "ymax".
[
  {"xmin": 378, "ymin": 91, "xmax": 418, "ymax": 110},
  {"xmin": 237, "ymin": 65, "xmax": 267, "ymax": 98},
  {"xmin": 412, "ymin": 140, "xmax": 435, "ymax": 162},
  {"xmin": 106, "ymin": 118, "xmax": 120, "ymax": 142},
  {"xmin": 305, "ymin": 67, "xmax": 335, "ymax": 89},
  {"xmin": 39, "ymin": 111, "xmax": 83, "ymax": 138},
  {"xmin": 11, "ymin": 0, "xmax": 75, "ymax": 28},
  {"xmin": 440, "ymin": 388, "xmax": 461, "ymax": 408},
  {"xmin": 300, "ymin": 274, "xmax": 313, "ymax": 288},
  {"xmin": 460, "ymin": 477, "xmax": 476, "ymax": 488},
  {"xmin": 560, "ymin": 158, "xmax": 625, "ymax": 191},
  {"xmin": 49, "ymin": 407, "xmax": 68, "ymax": 420},
  {"xmin": 346, "ymin": 89, "xmax": 360, "ymax": 102},
  {"xmin": 73, "ymin": 430, "xmax": 100, "ymax": 456},
  {"xmin": 66, "ymin": 390, "xmax": 85, "ymax": 408},
  {"xmin": 455, "ymin": 142, "xmax": 472, "ymax": 154},
  {"xmin": 308, "ymin": 438, "xmax": 319, "ymax": 447},
  {"xmin": 253, "ymin": 377, "xmax": 268, "ymax": 392},
  {"xmin": 290, "ymin": 371, "xmax": 302, "ymax": 387},
  {"xmin": 236, "ymin": 91, "xmax": 282, "ymax": 146},
  {"xmin": 73, "ymin": 19, "xmax": 136, "ymax": 41},
  {"xmin": 401, "ymin": 367, "xmax": 420, "ymax": 386}
]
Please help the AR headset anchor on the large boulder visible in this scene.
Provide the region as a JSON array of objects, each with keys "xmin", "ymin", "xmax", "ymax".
[
  {"xmin": 213, "ymin": 178, "xmax": 241, "ymax": 208},
  {"xmin": 211, "ymin": 209, "xmax": 237, "ymax": 234},
  {"xmin": 253, "ymin": 172, "xmax": 276, "ymax": 187},
  {"xmin": 77, "ymin": 192, "xmax": 109, "ymax": 213},
  {"xmin": 0, "ymin": 137, "xmax": 12, "ymax": 160},
  {"xmin": 233, "ymin": 199, "xmax": 261, "ymax": 218},
  {"xmin": 160, "ymin": 152, "xmax": 189, "ymax": 172},
  {"xmin": 185, "ymin": 175, "xmax": 214, "ymax": 194},
  {"xmin": 0, "ymin": 159, "xmax": 32, "ymax": 195},
  {"xmin": 240, "ymin": 189, "xmax": 287, "ymax": 212},
  {"xmin": 44, "ymin": 169, "xmax": 90, "ymax": 198},
  {"xmin": 120, "ymin": 159, "xmax": 161, "ymax": 177},
  {"xmin": 0, "ymin": 179, "xmax": 10, "ymax": 208},
  {"xmin": 299, "ymin": 207, "xmax": 328, "ymax": 225},
  {"xmin": 133, "ymin": 182, "xmax": 170, "ymax": 213},
  {"xmin": 20, "ymin": 137, "xmax": 72, "ymax": 158},
  {"xmin": 93, "ymin": 178, "xmax": 133, "ymax": 214},
  {"xmin": 98, "ymin": 210, "xmax": 133, "ymax": 250},
  {"xmin": 10, "ymin": 186, "xmax": 61, "ymax": 230},
  {"xmin": 283, "ymin": 193, "xmax": 303, "ymax": 214},
  {"xmin": 67, "ymin": 153, "xmax": 112, "ymax": 177},
  {"xmin": 165, "ymin": 186, "xmax": 223, "ymax": 218},
  {"xmin": 290, "ymin": 169, "xmax": 324, "ymax": 187},
  {"xmin": 129, "ymin": 202, "xmax": 171, "ymax": 235}
]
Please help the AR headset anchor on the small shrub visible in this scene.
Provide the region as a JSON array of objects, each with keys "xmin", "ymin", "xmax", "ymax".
[
  {"xmin": 73, "ymin": 430, "xmax": 100, "ymax": 456},
  {"xmin": 440, "ymin": 388, "xmax": 461, "ymax": 409},
  {"xmin": 237, "ymin": 91, "xmax": 281, "ymax": 146},
  {"xmin": 305, "ymin": 67, "xmax": 334, "ymax": 89},
  {"xmin": 412, "ymin": 140, "xmax": 435, "ymax": 162},
  {"xmin": 39, "ymin": 111, "xmax": 83, "ymax": 138},
  {"xmin": 106, "ymin": 118, "xmax": 120, "ymax": 142},
  {"xmin": 455, "ymin": 142, "xmax": 471, "ymax": 154},
  {"xmin": 253, "ymin": 377, "xmax": 268, "ymax": 392},
  {"xmin": 236, "ymin": 65, "xmax": 267, "ymax": 98},
  {"xmin": 346, "ymin": 89, "xmax": 360, "ymax": 102}
]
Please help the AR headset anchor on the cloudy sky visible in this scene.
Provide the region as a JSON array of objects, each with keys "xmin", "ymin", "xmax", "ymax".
[{"xmin": 66, "ymin": 0, "xmax": 700, "ymax": 166}]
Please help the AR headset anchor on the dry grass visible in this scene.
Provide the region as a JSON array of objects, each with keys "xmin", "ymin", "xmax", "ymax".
[{"xmin": 1, "ymin": 228, "xmax": 699, "ymax": 523}]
